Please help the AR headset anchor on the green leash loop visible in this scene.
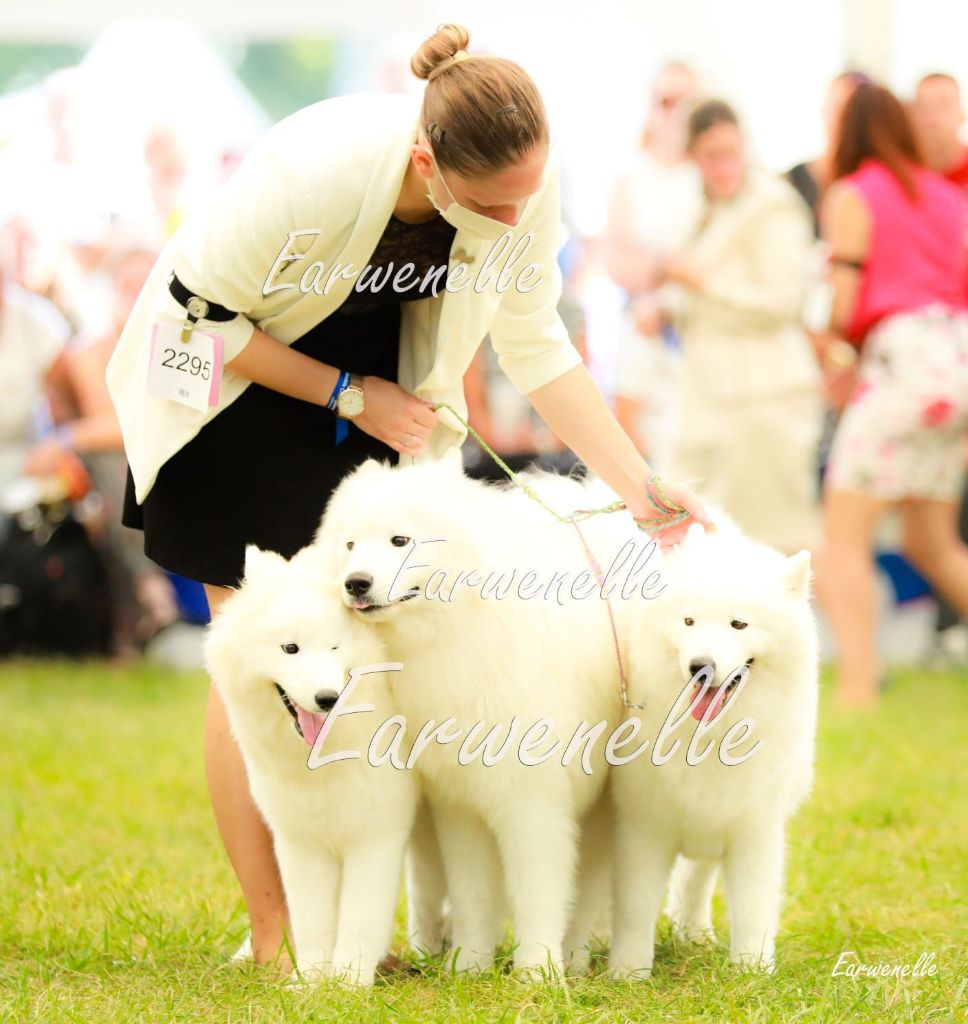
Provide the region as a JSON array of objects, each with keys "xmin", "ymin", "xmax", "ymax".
[{"xmin": 432, "ymin": 402, "xmax": 690, "ymax": 532}]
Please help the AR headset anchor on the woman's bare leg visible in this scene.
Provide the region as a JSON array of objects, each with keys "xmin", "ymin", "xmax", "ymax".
[
  {"xmin": 901, "ymin": 499, "xmax": 968, "ymax": 617},
  {"xmin": 814, "ymin": 488, "xmax": 889, "ymax": 708},
  {"xmin": 203, "ymin": 583, "xmax": 291, "ymax": 968}
]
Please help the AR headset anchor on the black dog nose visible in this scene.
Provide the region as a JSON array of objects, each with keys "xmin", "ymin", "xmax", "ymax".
[
  {"xmin": 315, "ymin": 691, "xmax": 339, "ymax": 712},
  {"xmin": 344, "ymin": 573, "xmax": 373, "ymax": 598},
  {"xmin": 689, "ymin": 658, "xmax": 716, "ymax": 680}
]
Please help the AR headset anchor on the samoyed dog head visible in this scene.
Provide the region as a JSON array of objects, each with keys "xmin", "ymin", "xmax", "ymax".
[
  {"xmin": 315, "ymin": 456, "xmax": 492, "ymax": 623},
  {"xmin": 627, "ymin": 522, "xmax": 818, "ymax": 729},
  {"xmin": 204, "ymin": 544, "xmax": 386, "ymax": 749}
]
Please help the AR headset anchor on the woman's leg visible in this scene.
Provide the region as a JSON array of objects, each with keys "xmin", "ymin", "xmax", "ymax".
[
  {"xmin": 202, "ymin": 583, "xmax": 290, "ymax": 967},
  {"xmin": 900, "ymin": 499, "xmax": 968, "ymax": 617},
  {"xmin": 814, "ymin": 488, "xmax": 889, "ymax": 708}
]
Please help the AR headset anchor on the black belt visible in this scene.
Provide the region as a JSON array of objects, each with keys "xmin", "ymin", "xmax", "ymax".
[{"xmin": 167, "ymin": 273, "xmax": 237, "ymax": 323}]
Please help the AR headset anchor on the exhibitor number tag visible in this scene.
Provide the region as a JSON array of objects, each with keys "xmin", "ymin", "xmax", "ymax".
[{"xmin": 147, "ymin": 321, "xmax": 223, "ymax": 411}]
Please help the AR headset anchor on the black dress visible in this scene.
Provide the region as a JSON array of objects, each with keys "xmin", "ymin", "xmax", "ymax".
[{"xmin": 122, "ymin": 212, "xmax": 457, "ymax": 588}]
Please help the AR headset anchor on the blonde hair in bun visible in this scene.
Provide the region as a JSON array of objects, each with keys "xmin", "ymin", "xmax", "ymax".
[{"xmin": 411, "ymin": 23, "xmax": 548, "ymax": 177}]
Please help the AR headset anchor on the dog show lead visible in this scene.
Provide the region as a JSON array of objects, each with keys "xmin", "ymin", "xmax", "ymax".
[{"xmin": 106, "ymin": 23, "xmax": 711, "ymax": 968}]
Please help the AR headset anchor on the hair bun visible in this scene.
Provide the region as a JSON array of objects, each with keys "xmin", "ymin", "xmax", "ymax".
[{"xmin": 411, "ymin": 23, "xmax": 471, "ymax": 81}]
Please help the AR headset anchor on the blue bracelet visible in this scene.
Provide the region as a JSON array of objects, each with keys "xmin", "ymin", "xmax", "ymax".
[
  {"xmin": 326, "ymin": 370, "xmax": 351, "ymax": 412},
  {"xmin": 327, "ymin": 370, "xmax": 352, "ymax": 446}
]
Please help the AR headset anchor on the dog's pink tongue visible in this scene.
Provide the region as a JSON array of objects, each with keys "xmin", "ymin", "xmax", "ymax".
[
  {"xmin": 691, "ymin": 683, "xmax": 727, "ymax": 722},
  {"xmin": 295, "ymin": 706, "xmax": 327, "ymax": 748}
]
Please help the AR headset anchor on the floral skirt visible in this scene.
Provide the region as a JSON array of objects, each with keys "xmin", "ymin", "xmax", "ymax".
[{"xmin": 826, "ymin": 307, "xmax": 968, "ymax": 501}]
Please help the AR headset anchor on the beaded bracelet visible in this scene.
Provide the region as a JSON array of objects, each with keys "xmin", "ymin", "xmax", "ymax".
[{"xmin": 634, "ymin": 473, "xmax": 690, "ymax": 533}]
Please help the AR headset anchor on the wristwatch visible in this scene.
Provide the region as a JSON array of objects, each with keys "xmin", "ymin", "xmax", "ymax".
[{"xmin": 336, "ymin": 374, "xmax": 365, "ymax": 418}]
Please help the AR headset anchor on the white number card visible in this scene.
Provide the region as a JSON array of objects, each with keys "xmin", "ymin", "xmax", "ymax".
[{"xmin": 146, "ymin": 322, "xmax": 224, "ymax": 411}]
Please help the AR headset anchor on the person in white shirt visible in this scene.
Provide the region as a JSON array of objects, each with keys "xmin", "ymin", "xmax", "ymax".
[{"xmin": 639, "ymin": 100, "xmax": 822, "ymax": 553}]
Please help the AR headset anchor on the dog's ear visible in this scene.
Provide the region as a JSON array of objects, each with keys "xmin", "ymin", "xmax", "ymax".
[
  {"xmin": 783, "ymin": 549, "xmax": 812, "ymax": 600},
  {"xmin": 242, "ymin": 545, "xmax": 287, "ymax": 588}
]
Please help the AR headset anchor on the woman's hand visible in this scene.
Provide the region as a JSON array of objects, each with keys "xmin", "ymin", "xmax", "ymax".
[
  {"xmin": 526, "ymin": 365, "xmax": 712, "ymax": 549},
  {"xmin": 626, "ymin": 476, "xmax": 714, "ymax": 549},
  {"xmin": 353, "ymin": 376, "xmax": 438, "ymax": 455}
]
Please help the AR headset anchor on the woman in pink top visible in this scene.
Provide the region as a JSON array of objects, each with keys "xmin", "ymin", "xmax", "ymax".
[{"xmin": 816, "ymin": 83, "xmax": 968, "ymax": 707}]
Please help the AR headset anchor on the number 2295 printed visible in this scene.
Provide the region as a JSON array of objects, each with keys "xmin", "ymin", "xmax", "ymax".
[
  {"xmin": 147, "ymin": 321, "xmax": 224, "ymax": 411},
  {"xmin": 160, "ymin": 347, "xmax": 212, "ymax": 380}
]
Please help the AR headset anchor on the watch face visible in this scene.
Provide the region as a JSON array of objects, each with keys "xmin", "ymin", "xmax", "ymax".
[{"xmin": 338, "ymin": 387, "xmax": 364, "ymax": 417}]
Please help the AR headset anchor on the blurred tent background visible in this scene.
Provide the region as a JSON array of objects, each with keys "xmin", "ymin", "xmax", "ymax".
[
  {"xmin": 1, "ymin": 0, "xmax": 967, "ymax": 235},
  {"xmin": 2, "ymin": 0, "xmax": 966, "ymax": 366}
]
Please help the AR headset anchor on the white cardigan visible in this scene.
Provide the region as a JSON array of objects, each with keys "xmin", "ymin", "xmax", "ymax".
[{"xmin": 107, "ymin": 92, "xmax": 581, "ymax": 503}]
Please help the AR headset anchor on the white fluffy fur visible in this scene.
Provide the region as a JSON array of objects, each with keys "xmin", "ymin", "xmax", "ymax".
[
  {"xmin": 314, "ymin": 459, "xmax": 638, "ymax": 976},
  {"xmin": 204, "ymin": 545, "xmax": 418, "ymax": 987},
  {"xmin": 608, "ymin": 523, "xmax": 819, "ymax": 976}
]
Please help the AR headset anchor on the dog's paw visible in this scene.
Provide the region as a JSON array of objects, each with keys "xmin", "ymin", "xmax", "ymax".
[
  {"xmin": 328, "ymin": 967, "xmax": 374, "ymax": 989},
  {"xmin": 510, "ymin": 961, "xmax": 565, "ymax": 985},
  {"xmin": 285, "ymin": 963, "xmax": 326, "ymax": 989},
  {"xmin": 672, "ymin": 921, "xmax": 717, "ymax": 944},
  {"xmin": 327, "ymin": 952, "xmax": 378, "ymax": 988},
  {"xmin": 564, "ymin": 948, "xmax": 592, "ymax": 976},
  {"xmin": 605, "ymin": 966, "xmax": 654, "ymax": 981},
  {"xmin": 605, "ymin": 954, "xmax": 654, "ymax": 981},
  {"xmin": 730, "ymin": 950, "xmax": 776, "ymax": 973},
  {"xmin": 408, "ymin": 930, "xmax": 448, "ymax": 958}
]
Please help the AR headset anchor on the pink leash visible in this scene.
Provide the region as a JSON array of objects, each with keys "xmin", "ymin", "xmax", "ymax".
[{"xmin": 568, "ymin": 519, "xmax": 644, "ymax": 711}]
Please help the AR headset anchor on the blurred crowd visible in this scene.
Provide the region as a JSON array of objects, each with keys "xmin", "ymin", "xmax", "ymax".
[
  {"xmin": 1, "ymin": 54, "xmax": 967, "ymax": 704},
  {"xmin": 0, "ymin": 68, "xmax": 237, "ymax": 660},
  {"xmin": 456, "ymin": 62, "xmax": 968, "ymax": 706}
]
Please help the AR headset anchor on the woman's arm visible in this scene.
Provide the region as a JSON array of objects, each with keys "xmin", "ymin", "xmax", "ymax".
[
  {"xmin": 157, "ymin": 129, "xmax": 439, "ymax": 455},
  {"xmin": 488, "ymin": 155, "xmax": 709, "ymax": 541},
  {"xmin": 820, "ymin": 181, "xmax": 870, "ymax": 335},
  {"xmin": 225, "ymin": 326, "xmax": 437, "ymax": 454},
  {"xmin": 526, "ymin": 363, "xmax": 710, "ymax": 541},
  {"xmin": 225, "ymin": 326, "xmax": 341, "ymax": 405}
]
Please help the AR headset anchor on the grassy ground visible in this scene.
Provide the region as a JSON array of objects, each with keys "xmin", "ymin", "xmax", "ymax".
[{"xmin": 0, "ymin": 661, "xmax": 965, "ymax": 1023}]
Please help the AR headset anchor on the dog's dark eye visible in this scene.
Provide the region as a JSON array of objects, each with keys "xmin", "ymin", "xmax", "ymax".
[
  {"xmin": 330, "ymin": 644, "xmax": 340, "ymax": 652},
  {"xmin": 391, "ymin": 535, "xmax": 411, "ymax": 547},
  {"xmin": 684, "ymin": 617, "xmax": 694, "ymax": 626},
  {"xmin": 731, "ymin": 619, "xmax": 748, "ymax": 630},
  {"xmin": 281, "ymin": 642, "xmax": 299, "ymax": 655},
  {"xmin": 346, "ymin": 541, "xmax": 354, "ymax": 551}
]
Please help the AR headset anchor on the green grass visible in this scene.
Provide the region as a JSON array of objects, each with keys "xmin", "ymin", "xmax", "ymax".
[{"xmin": 0, "ymin": 661, "xmax": 965, "ymax": 1023}]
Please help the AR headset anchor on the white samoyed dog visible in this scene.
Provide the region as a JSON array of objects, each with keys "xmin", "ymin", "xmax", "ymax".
[
  {"xmin": 608, "ymin": 523, "xmax": 819, "ymax": 976},
  {"xmin": 314, "ymin": 458, "xmax": 646, "ymax": 977},
  {"xmin": 204, "ymin": 544, "xmax": 418, "ymax": 987}
]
